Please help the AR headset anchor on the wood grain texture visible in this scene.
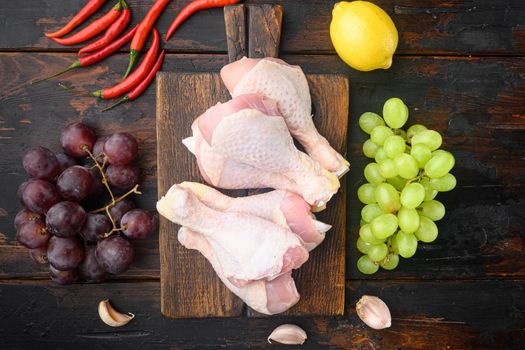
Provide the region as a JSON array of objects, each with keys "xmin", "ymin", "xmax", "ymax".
[
  {"xmin": 0, "ymin": 279, "xmax": 523, "ymax": 349},
  {"xmin": 1, "ymin": 1, "xmax": 524, "ymax": 55},
  {"xmin": 224, "ymin": 5, "xmax": 247, "ymax": 63},
  {"xmin": 156, "ymin": 71, "xmax": 348, "ymax": 317},
  {"xmin": 248, "ymin": 4, "xmax": 283, "ymax": 58},
  {"xmin": 157, "ymin": 72, "xmax": 244, "ymax": 318},
  {"xmin": 0, "ymin": 53, "xmax": 524, "ymax": 282}
]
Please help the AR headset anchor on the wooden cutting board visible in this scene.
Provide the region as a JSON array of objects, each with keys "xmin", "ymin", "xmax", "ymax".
[{"xmin": 156, "ymin": 4, "xmax": 348, "ymax": 318}]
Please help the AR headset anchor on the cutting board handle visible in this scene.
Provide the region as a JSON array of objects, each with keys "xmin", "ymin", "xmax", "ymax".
[{"xmin": 224, "ymin": 4, "xmax": 283, "ymax": 62}]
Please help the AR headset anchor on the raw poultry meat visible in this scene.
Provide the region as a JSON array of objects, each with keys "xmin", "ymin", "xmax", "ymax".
[
  {"xmin": 177, "ymin": 182, "xmax": 331, "ymax": 251},
  {"xmin": 156, "ymin": 184, "xmax": 310, "ymax": 285},
  {"xmin": 182, "ymin": 93, "xmax": 340, "ymax": 209},
  {"xmin": 221, "ymin": 57, "xmax": 349, "ymax": 177},
  {"xmin": 178, "ymin": 227, "xmax": 300, "ymax": 315}
]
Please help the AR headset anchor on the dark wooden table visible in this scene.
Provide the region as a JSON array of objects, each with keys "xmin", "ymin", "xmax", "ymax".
[{"xmin": 1, "ymin": 1, "xmax": 524, "ymax": 349}]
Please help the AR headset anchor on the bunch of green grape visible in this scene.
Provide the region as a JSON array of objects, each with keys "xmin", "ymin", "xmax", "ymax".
[{"xmin": 356, "ymin": 97, "xmax": 456, "ymax": 274}]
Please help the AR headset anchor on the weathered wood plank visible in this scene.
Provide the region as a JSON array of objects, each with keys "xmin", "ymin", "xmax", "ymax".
[
  {"xmin": 156, "ymin": 72, "xmax": 244, "ymax": 318},
  {"xmin": 224, "ymin": 5, "xmax": 247, "ymax": 63},
  {"xmin": 0, "ymin": 279, "xmax": 523, "ymax": 349},
  {"xmin": 247, "ymin": 4, "xmax": 283, "ymax": 58},
  {"xmin": 1, "ymin": 1, "xmax": 524, "ymax": 55},
  {"xmin": 0, "ymin": 53, "xmax": 524, "ymax": 281}
]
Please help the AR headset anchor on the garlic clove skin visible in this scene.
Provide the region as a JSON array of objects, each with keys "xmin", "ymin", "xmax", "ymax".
[
  {"xmin": 356, "ymin": 295, "xmax": 392, "ymax": 330},
  {"xmin": 268, "ymin": 324, "xmax": 307, "ymax": 345},
  {"xmin": 98, "ymin": 299, "xmax": 135, "ymax": 327}
]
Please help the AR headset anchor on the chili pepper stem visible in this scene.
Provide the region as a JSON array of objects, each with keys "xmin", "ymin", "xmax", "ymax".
[
  {"xmin": 102, "ymin": 95, "xmax": 130, "ymax": 111},
  {"xmin": 31, "ymin": 61, "xmax": 81, "ymax": 84},
  {"xmin": 123, "ymin": 50, "xmax": 139, "ymax": 78},
  {"xmin": 58, "ymin": 83, "xmax": 93, "ymax": 97}
]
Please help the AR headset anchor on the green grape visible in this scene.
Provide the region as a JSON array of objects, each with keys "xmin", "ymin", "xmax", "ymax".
[
  {"xmin": 383, "ymin": 97, "xmax": 408, "ymax": 129},
  {"xmin": 370, "ymin": 213, "xmax": 398, "ymax": 239},
  {"xmin": 375, "ymin": 183, "xmax": 401, "ymax": 213},
  {"xmin": 432, "ymin": 149, "xmax": 447, "ymax": 157},
  {"xmin": 400, "ymin": 183, "xmax": 425, "ymax": 209},
  {"xmin": 379, "ymin": 159, "xmax": 398, "ymax": 178},
  {"xmin": 359, "ymin": 224, "xmax": 384, "ymax": 244},
  {"xmin": 370, "ymin": 126, "xmax": 394, "ymax": 146},
  {"xmin": 410, "ymin": 143, "xmax": 432, "ymax": 168},
  {"xmin": 406, "ymin": 124, "xmax": 427, "ymax": 141},
  {"xmin": 380, "ymin": 253, "xmax": 399, "ymax": 270},
  {"xmin": 389, "ymin": 233, "xmax": 399, "ymax": 253},
  {"xmin": 393, "ymin": 153, "xmax": 419, "ymax": 179},
  {"xmin": 361, "ymin": 204, "xmax": 383, "ymax": 223},
  {"xmin": 360, "ymin": 219, "xmax": 366, "ymax": 226},
  {"xmin": 357, "ymin": 238, "xmax": 373, "ymax": 254},
  {"xmin": 383, "ymin": 135, "xmax": 406, "ymax": 158},
  {"xmin": 357, "ymin": 183, "xmax": 377, "ymax": 204},
  {"xmin": 357, "ymin": 255, "xmax": 379, "ymax": 274},
  {"xmin": 429, "ymin": 173, "xmax": 456, "ymax": 192},
  {"xmin": 395, "ymin": 129, "xmax": 407, "ymax": 140},
  {"xmin": 425, "ymin": 151, "xmax": 455, "ymax": 178},
  {"xmin": 359, "ymin": 112, "xmax": 385, "ymax": 134},
  {"xmin": 387, "ymin": 176, "xmax": 408, "ymax": 191},
  {"xmin": 368, "ymin": 243, "xmax": 388, "ymax": 262},
  {"xmin": 419, "ymin": 200, "xmax": 445, "ymax": 221},
  {"xmin": 397, "ymin": 207, "xmax": 420, "ymax": 234},
  {"xmin": 364, "ymin": 163, "xmax": 385, "ymax": 185},
  {"xmin": 374, "ymin": 147, "xmax": 389, "ymax": 163},
  {"xmin": 420, "ymin": 177, "xmax": 438, "ymax": 201},
  {"xmin": 411, "ymin": 130, "xmax": 442, "ymax": 151},
  {"xmin": 396, "ymin": 231, "xmax": 418, "ymax": 258},
  {"xmin": 363, "ymin": 139, "xmax": 379, "ymax": 158},
  {"xmin": 415, "ymin": 216, "xmax": 439, "ymax": 242}
]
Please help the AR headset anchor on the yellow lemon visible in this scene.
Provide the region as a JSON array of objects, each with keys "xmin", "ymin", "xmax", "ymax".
[{"xmin": 330, "ymin": 1, "xmax": 398, "ymax": 71}]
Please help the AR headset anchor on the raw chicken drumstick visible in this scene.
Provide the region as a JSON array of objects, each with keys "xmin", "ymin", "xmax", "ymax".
[
  {"xmin": 182, "ymin": 93, "xmax": 340, "ymax": 209},
  {"xmin": 156, "ymin": 184, "xmax": 310, "ymax": 285},
  {"xmin": 178, "ymin": 182, "xmax": 331, "ymax": 251},
  {"xmin": 178, "ymin": 227, "xmax": 300, "ymax": 315},
  {"xmin": 221, "ymin": 57, "xmax": 350, "ymax": 177}
]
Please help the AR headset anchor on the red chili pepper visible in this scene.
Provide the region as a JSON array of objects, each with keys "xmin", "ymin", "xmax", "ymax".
[
  {"xmin": 52, "ymin": 1, "xmax": 125, "ymax": 46},
  {"xmin": 79, "ymin": 3, "xmax": 131, "ymax": 55},
  {"xmin": 166, "ymin": 0, "xmax": 241, "ymax": 41},
  {"xmin": 103, "ymin": 50, "xmax": 166, "ymax": 111},
  {"xmin": 93, "ymin": 28, "xmax": 160, "ymax": 99},
  {"xmin": 32, "ymin": 25, "xmax": 138, "ymax": 84},
  {"xmin": 124, "ymin": 0, "xmax": 170, "ymax": 78},
  {"xmin": 45, "ymin": 0, "xmax": 107, "ymax": 39}
]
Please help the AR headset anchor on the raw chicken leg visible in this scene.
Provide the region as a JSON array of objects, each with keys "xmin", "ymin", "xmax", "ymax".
[
  {"xmin": 221, "ymin": 57, "xmax": 350, "ymax": 177},
  {"xmin": 183, "ymin": 93, "xmax": 340, "ymax": 208},
  {"xmin": 178, "ymin": 227, "xmax": 300, "ymax": 315},
  {"xmin": 178, "ymin": 182, "xmax": 330, "ymax": 251},
  {"xmin": 157, "ymin": 184, "xmax": 309, "ymax": 285}
]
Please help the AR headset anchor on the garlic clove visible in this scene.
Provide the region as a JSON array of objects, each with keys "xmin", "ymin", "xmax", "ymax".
[
  {"xmin": 268, "ymin": 324, "xmax": 307, "ymax": 345},
  {"xmin": 98, "ymin": 299, "xmax": 135, "ymax": 327},
  {"xmin": 356, "ymin": 295, "xmax": 392, "ymax": 330}
]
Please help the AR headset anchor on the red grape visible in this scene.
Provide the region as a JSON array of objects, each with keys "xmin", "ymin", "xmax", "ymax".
[
  {"xmin": 29, "ymin": 245, "xmax": 48, "ymax": 265},
  {"xmin": 55, "ymin": 152, "xmax": 77, "ymax": 173},
  {"xmin": 47, "ymin": 236, "xmax": 85, "ymax": 270},
  {"xmin": 22, "ymin": 146, "xmax": 60, "ymax": 180},
  {"xmin": 17, "ymin": 181, "xmax": 29, "ymax": 204},
  {"xmin": 103, "ymin": 133, "xmax": 138, "ymax": 165},
  {"xmin": 56, "ymin": 165, "xmax": 92, "ymax": 201},
  {"xmin": 49, "ymin": 265, "xmax": 79, "ymax": 285},
  {"xmin": 121, "ymin": 209, "xmax": 157, "ymax": 240},
  {"xmin": 96, "ymin": 236, "xmax": 134, "ymax": 274},
  {"xmin": 106, "ymin": 164, "xmax": 140, "ymax": 189},
  {"xmin": 92, "ymin": 136, "xmax": 108, "ymax": 164},
  {"xmin": 22, "ymin": 179, "xmax": 60, "ymax": 214},
  {"xmin": 109, "ymin": 199, "xmax": 135, "ymax": 224},
  {"xmin": 14, "ymin": 208, "xmax": 43, "ymax": 230},
  {"xmin": 87, "ymin": 167, "xmax": 104, "ymax": 197},
  {"xmin": 46, "ymin": 201, "xmax": 86, "ymax": 237},
  {"xmin": 80, "ymin": 246, "xmax": 107, "ymax": 283},
  {"xmin": 61, "ymin": 122, "xmax": 95, "ymax": 157},
  {"xmin": 80, "ymin": 213, "xmax": 112, "ymax": 242},
  {"xmin": 16, "ymin": 220, "xmax": 50, "ymax": 248}
]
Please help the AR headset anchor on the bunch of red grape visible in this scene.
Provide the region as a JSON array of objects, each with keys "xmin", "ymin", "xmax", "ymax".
[{"xmin": 15, "ymin": 122, "xmax": 157, "ymax": 284}]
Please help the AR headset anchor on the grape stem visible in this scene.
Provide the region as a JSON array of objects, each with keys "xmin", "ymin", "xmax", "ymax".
[{"xmin": 82, "ymin": 145, "xmax": 141, "ymax": 237}]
